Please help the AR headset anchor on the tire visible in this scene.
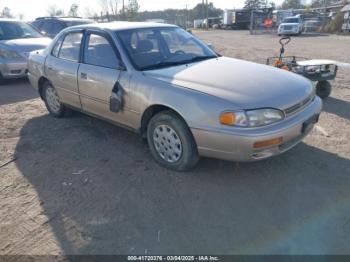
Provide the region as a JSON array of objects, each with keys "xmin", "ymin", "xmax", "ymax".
[
  {"xmin": 42, "ymin": 81, "xmax": 66, "ymax": 117},
  {"xmin": 316, "ymin": 81, "xmax": 332, "ymax": 99},
  {"xmin": 147, "ymin": 111, "xmax": 199, "ymax": 171}
]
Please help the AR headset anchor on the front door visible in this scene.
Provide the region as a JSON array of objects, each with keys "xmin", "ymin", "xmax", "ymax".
[{"xmin": 78, "ymin": 32, "xmax": 131, "ymax": 125}]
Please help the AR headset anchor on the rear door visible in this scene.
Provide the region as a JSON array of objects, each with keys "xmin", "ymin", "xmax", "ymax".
[
  {"xmin": 45, "ymin": 31, "xmax": 83, "ymax": 109},
  {"xmin": 78, "ymin": 31, "xmax": 130, "ymax": 124}
]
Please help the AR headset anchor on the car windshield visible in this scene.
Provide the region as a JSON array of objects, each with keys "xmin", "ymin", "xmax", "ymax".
[
  {"xmin": 283, "ymin": 18, "xmax": 299, "ymax": 23},
  {"xmin": 117, "ymin": 27, "xmax": 217, "ymax": 70},
  {"xmin": 0, "ymin": 21, "xmax": 43, "ymax": 40}
]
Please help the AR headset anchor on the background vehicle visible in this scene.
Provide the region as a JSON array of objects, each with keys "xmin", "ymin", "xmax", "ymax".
[
  {"xmin": 28, "ymin": 23, "xmax": 321, "ymax": 171},
  {"xmin": 31, "ymin": 17, "xmax": 94, "ymax": 38},
  {"xmin": 267, "ymin": 37, "xmax": 338, "ymax": 99},
  {"xmin": 278, "ymin": 16, "xmax": 303, "ymax": 36},
  {"xmin": 303, "ymin": 19, "xmax": 322, "ymax": 33},
  {"xmin": 0, "ymin": 18, "xmax": 51, "ymax": 83},
  {"xmin": 222, "ymin": 9, "xmax": 251, "ymax": 29}
]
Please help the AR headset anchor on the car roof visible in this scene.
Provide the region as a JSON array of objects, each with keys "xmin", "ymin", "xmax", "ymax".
[
  {"xmin": 35, "ymin": 17, "xmax": 93, "ymax": 22},
  {"xmin": 0, "ymin": 18, "xmax": 22, "ymax": 22},
  {"xmin": 69, "ymin": 21, "xmax": 177, "ymax": 31}
]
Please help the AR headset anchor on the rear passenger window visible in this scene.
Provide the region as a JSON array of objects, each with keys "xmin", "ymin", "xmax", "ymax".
[
  {"xmin": 58, "ymin": 32, "xmax": 83, "ymax": 62},
  {"xmin": 83, "ymin": 34, "xmax": 119, "ymax": 69}
]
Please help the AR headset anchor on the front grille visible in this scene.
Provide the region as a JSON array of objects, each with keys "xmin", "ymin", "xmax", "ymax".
[
  {"xmin": 284, "ymin": 25, "xmax": 293, "ymax": 30},
  {"xmin": 10, "ymin": 70, "xmax": 22, "ymax": 74},
  {"xmin": 284, "ymin": 93, "xmax": 314, "ymax": 117}
]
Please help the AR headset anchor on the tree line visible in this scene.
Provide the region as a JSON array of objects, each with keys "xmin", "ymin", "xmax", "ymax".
[
  {"xmin": 0, "ymin": 0, "xmax": 347, "ymax": 21},
  {"xmin": 244, "ymin": 0, "xmax": 347, "ymax": 10}
]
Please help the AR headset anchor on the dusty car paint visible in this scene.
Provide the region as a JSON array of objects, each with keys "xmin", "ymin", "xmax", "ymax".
[{"xmin": 28, "ymin": 22, "xmax": 322, "ymax": 164}]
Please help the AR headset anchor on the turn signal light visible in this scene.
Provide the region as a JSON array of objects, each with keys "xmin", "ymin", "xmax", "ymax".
[
  {"xmin": 220, "ymin": 112, "xmax": 236, "ymax": 125},
  {"xmin": 253, "ymin": 137, "xmax": 283, "ymax": 149}
]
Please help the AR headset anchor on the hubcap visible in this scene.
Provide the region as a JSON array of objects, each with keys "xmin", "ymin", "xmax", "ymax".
[
  {"xmin": 46, "ymin": 86, "xmax": 61, "ymax": 113},
  {"xmin": 153, "ymin": 125, "xmax": 182, "ymax": 163}
]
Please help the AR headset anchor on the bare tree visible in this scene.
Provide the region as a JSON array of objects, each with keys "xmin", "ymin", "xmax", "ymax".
[
  {"xmin": 126, "ymin": 0, "xmax": 139, "ymax": 21},
  {"xmin": 47, "ymin": 5, "xmax": 65, "ymax": 16},
  {"xmin": 83, "ymin": 7, "xmax": 93, "ymax": 18},
  {"xmin": 99, "ymin": 0, "xmax": 119, "ymax": 17},
  {"xmin": 68, "ymin": 3, "xmax": 79, "ymax": 17},
  {"xmin": 2, "ymin": 7, "xmax": 13, "ymax": 18}
]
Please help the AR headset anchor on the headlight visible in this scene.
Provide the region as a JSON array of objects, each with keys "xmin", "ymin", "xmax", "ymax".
[
  {"xmin": 246, "ymin": 109, "xmax": 285, "ymax": 127},
  {"xmin": 0, "ymin": 49, "xmax": 22, "ymax": 59},
  {"xmin": 220, "ymin": 109, "xmax": 284, "ymax": 127}
]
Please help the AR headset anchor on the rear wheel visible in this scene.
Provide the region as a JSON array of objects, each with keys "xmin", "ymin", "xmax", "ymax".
[
  {"xmin": 147, "ymin": 111, "xmax": 199, "ymax": 171},
  {"xmin": 43, "ymin": 81, "xmax": 66, "ymax": 117},
  {"xmin": 316, "ymin": 81, "xmax": 332, "ymax": 99}
]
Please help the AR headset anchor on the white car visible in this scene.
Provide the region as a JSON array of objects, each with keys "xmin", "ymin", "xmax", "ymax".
[{"xmin": 278, "ymin": 17, "xmax": 303, "ymax": 36}]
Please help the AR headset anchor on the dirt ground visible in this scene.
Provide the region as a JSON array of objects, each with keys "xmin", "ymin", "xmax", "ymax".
[{"xmin": 0, "ymin": 31, "xmax": 350, "ymax": 255}]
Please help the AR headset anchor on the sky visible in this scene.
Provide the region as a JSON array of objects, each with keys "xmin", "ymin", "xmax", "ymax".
[{"xmin": 1, "ymin": 0, "xmax": 284, "ymax": 21}]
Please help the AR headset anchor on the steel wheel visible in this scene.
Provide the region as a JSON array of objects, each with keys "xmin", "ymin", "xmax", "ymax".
[
  {"xmin": 147, "ymin": 111, "xmax": 199, "ymax": 171},
  {"xmin": 45, "ymin": 85, "xmax": 61, "ymax": 114},
  {"xmin": 153, "ymin": 124, "xmax": 183, "ymax": 163}
]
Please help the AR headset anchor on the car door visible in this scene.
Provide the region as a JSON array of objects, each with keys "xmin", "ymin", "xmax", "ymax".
[
  {"xmin": 78, "ymin": 31, "xmax": 132, "ymax": 125},
  {"xmin": 45, "ymin": 31, "xmax": 83, "ymax": 109}
]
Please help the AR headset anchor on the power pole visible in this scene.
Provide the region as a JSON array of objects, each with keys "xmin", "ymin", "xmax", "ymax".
[
  {"xmin": 186, "ymin": 4, "xmax": 188, "ymax": 29},
  {"xmin": 122, "ymin": 0, "xmax": 125, "ymax": 20},
  {"xmin": 206, "ymin": 0, "xmax": 209, "ymax": 30},
  {"xmin": 202, "ymin": 0, "xmax": 204, "ymax": 19}
]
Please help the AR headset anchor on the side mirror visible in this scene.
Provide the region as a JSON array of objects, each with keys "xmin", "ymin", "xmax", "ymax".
[
  {"xmin": 207, "ymin": 43, "xmax": 215, "ymax": 51},
  {"xmin": 110, "ymin": 82, "xmax": 123, "ymax": 113},
  {"xmin": 41, "ymin": 31, "xmax": 47, "ymax": 36}
]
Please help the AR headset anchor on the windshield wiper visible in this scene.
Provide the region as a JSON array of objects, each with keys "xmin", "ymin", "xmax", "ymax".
[
  {"xmin": 141, "ymin": 56, "xmax": 217, "ymax": 71},
  {"xmin": 141, "ymin": 61, "xmax": 187, "ymax": 71},
  {"xmin": 185, "ymin": 55, "xmax": 218, "ymax": 63}
]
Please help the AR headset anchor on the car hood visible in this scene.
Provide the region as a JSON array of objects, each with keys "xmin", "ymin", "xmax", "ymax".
[
  {"xmin": 280, "ymin": 23, "xmax": 300, "ymax": 27},
  {"xmin": 144, "ymin": 57, "xmax": 313, "ymax": 110},
  {"xmin": 0, "ymin": 37, "xmax": 51, "ymax": 56}
]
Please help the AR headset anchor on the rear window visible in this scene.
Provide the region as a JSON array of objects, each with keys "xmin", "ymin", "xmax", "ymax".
[{"xmin": 65, "ymin": 20, "xmax": 93, "ymax": 27}]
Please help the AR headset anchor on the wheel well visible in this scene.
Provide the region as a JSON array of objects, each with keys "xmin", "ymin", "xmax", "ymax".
[
  {"xmin": 140, "ymin": 105, "xmax": 184, "ymax": 136},
  {"xmin": 38, "ymin": 77, "xmax": 49, "ymax": 99}
]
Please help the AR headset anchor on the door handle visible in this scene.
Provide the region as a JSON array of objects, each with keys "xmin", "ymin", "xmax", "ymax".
[
  {"xmin": 47, "ymin": 66, "xmax": 53, "ymax": 71},
  {"xmin": 81, "ymin": 72, "xmax": 87, "ymax": 80}
]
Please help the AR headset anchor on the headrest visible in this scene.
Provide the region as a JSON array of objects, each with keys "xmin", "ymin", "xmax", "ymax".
[{"xmin": 136, "ymin": 40, "xmax": 153, "ymax": 53}]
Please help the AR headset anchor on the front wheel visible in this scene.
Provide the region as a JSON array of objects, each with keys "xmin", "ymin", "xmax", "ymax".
[
  {"xmin": 147, "ymin": 111, "xmax": 199, "ymax": 171},
  {"xmin": 316, "ymin": 81, "xmax": 332, "ymax": 99},
  {"xmin": 43, "ymin": 81, "xmax": 66, "ymax": 117}
]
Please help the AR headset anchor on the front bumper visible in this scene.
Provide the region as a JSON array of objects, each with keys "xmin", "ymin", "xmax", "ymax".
[
  {"xmin": 278, "ymin": 27, "xmax": 300, "ymax": 35},
  {"xmin": 0, "ymin": 59, "xmax": 28, "ymax": 79},
  {"xmin": 191, "ymin": 97, "xmax": 322, "ymax": 162}
]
